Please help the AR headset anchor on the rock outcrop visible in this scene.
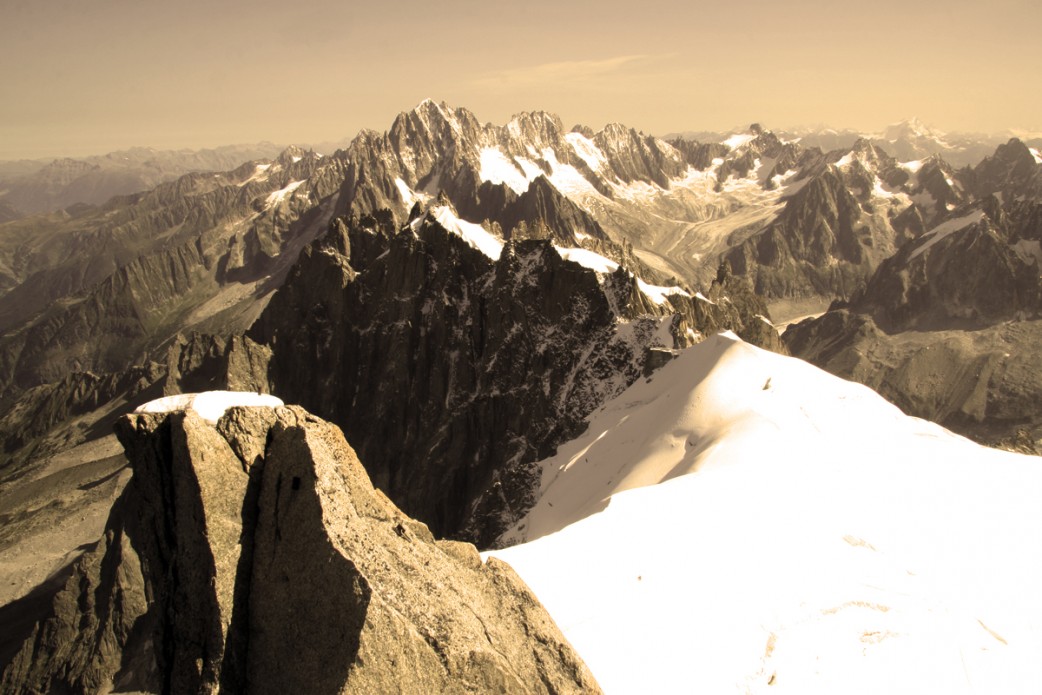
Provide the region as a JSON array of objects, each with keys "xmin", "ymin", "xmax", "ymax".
[{"xmin": 0, "ymin": 399, "xmax": 600, "ymax": 694}]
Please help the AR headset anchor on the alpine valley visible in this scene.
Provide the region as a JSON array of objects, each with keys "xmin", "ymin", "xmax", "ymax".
[{"xmin": 1, "ymin": 101, "xmax": 1040, "ymax": 694}]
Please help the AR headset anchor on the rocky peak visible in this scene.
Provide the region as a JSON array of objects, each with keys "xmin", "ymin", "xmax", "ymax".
[
  {"xmin": 0, "ymin": 399, "xmax": 601, "ymax": 693},
  {"xmin": 724, "ymin": 166, "xmax": 871, "ymax": 299},
  {"xmin": 595, "ymin": 122, "xmax": 635, "ymax": 149},
  {"xmin": 390, "ymin": 100, "xmax": 482, "ymax": 151},
  {"xmin": 502, "ymin": 111, "xmax": 566, "ymax": 149},
  {"xmin": 969, "ymin": 137, "xmax": 1042, "ymax": 199},
  {"xmin": 592, "ymin": 124, "xmax": 684, "ymax": 187},
  {"xmin": 882, "ymin": 117, "xmax": 943, "ymax": 142},
  {"xmin": 570, "ymin": 123, "xmax": 595, "ymax": 139},
  {"xmin": 274, "ymin": 144, "xmax": 309, "ymax": 166}
]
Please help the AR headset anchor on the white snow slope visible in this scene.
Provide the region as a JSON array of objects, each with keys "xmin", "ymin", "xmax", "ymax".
[{"xmin": 490, "ymin": 333, "xmax": 1042, "ymax": 695}]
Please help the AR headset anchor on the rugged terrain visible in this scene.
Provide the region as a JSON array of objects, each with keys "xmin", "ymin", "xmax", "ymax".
[
  {"xmin": 0, "ymin": 190, "xmax": 777, "ymax": 608},
  {"xmin": 786, "ymin": 139, "xmax": 1042, "ymax": 451},
  {"xmin": 0, "ymin": 143, "xmax": 288, "ymax": 217},
  {"xmin": 3, "ymin": 102, "xmax": 1042, "ymax": 692},
  {"xmin": 1, "ymin": 101, "xmax": 794, "ymax": 556},
  {"xmin": 1, "ymin": 395, "xmax": 599, "ymax": 694}
]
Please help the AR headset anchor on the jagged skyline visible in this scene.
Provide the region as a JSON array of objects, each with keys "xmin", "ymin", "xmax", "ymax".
[{"xmin": 3, "ymin": 0, "xmax": 1040, "ymax": 159}]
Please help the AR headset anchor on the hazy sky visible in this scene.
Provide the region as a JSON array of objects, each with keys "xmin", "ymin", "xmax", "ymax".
[{"xmin": 2, "ymin": 0, "xmax": 1040, "ymax": 159}]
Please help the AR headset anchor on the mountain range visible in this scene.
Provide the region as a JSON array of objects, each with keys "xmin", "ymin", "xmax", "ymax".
[
  {"xmin": 1, "ymin": 100, "xmax": 1041, "ymax": 693},
  {"xmin": 0, "ymin": 143, "xmax": 293, "ymax": 218},
  {"xmin": 667, "ymin": 117, "xmax": 1042, "ymax": 168}
]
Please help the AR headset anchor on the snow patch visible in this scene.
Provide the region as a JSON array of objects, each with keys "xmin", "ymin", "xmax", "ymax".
[
  {"xmin": 899, "ymin": 159, "xmax": 925, "ymax": 174},
  {"xmin": 722, "ymin": 133, "xmax": 756, "ymax": 150},
  {"xmin": 694, "ymin": 291, "xmax": 715, "ymax": 305},
  {"xmin": 637, "ymin": 279, "xmax": 690, "ymax": 305},
  {"xmin": 394, "ymin": 178, "xmax": 430, "ymax": 208},
  {"xmin": 565, "ymin": 132, "xmax": 608, "ymax": 172},
  {"xmin": 432, "ymin": 206, "xmax": 504, "ymax": 260},
  {"xmin": 479, "ymin": 147, "xmax": 532, "ymax": 195},
  {"xmin": 909, "ymin": 210, "xmax": 986, "ymax": 260},
  {"xmin": 265, "ymin": 179, "xmax": 306, "ymax": 207},
  {"xmin": 539, "ymin": 147, "xmax": 602, "ymax": 198},
  {"xmin": 135, "ymin": 391, "xmax": 284, "ymax": 424},
  {"xmin": 556, "ymin": 247, "xmax": 689, "ymax": 305},
  {"xmin": 558, "ymin": 247, "xmax": 619, "ymax": 274},
  {"xmin": 240, "ymin": 163, "xmax": 272, "ymax": 186},
  {"xmin": 834, "ymin": 151, "xmax": 855, "ymax": 168}
]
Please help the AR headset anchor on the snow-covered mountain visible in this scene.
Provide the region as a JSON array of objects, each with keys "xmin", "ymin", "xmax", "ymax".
[
  {"xmin": 490, "ymin": 332, "xmax": 1042, "ymax": 693},
  {"xmin": 775, "ymin": 118, "xmax": 1040, "ymax": 169},
  {"xmin": 332, "ymin": 102, "xmax": 943, "ymax": 303}
]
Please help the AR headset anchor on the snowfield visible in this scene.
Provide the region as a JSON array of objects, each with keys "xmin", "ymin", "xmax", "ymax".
[{"xmin": 489, "ymin": 333, "xmax": 1042, "ymax": 694}]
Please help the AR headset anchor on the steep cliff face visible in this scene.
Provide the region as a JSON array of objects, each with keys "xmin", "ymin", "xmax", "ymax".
[
  {"xmin": 247, "ymin": 208, "xmax": 775, "ymax": 545},
  {"xmin": 1, "ymin": 399, "xmax": 600, "ymax": 694},
  {"xmin": 725, "ymin": 168, "xmax": 870, "ymax": 299}
]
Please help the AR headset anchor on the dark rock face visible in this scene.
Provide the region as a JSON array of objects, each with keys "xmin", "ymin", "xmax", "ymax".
[
  {"xmin": 456, "ymin": 174, "xmax": 609, "ymax": 248},
  {"xmin": 248, "ymin": 407, "xmax": 599, "ymax": 694},
  {"xmin": 248, "ymin": 211, "xmax": 774, "ymax": 545},
  {"xmin": 1, "ymin": 404, "xmax": 600, "ymax": 694},
  {"xmin": 841, "ymin": 199, "xmax": 1042, "ymax": 331},
  {"xmin": 725, "ymin": 169, "xmax": 872, "ymax": 299},
  {"xmin": 965, "ymin": 138, "xmax": 1042, "ymax": 200},
  {"xmin": 162, "ymin": 333, "xmax": 272, "ymax": 396},
  {"xmin": 915, "ymin": 157, "xmax": 967, "ymax": 217},
  {"xmin": 667, "ymin": 138, "xmax": 729, "ymax": 170}
]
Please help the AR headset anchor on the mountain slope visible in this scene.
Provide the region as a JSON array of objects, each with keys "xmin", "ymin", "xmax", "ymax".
[
  {"xmin": 0, "ymin": 143, "xmax": 288, "ymax": 215},
  {"xmin": 491, "ymin": 333, "xmax": 1042, "ymax": 693},
  {"xmin": 785, "ymin": 141, "xmax": 1042, "ymax": 449},
  {"xmin": 0, "ymin": 147, "xmax": 341, "ymax": 402}
]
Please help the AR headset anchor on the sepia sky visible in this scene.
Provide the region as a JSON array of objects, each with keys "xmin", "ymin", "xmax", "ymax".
[{"xmin": 2, "ymin": 0, "xmax": 1040, "ymax": 159}]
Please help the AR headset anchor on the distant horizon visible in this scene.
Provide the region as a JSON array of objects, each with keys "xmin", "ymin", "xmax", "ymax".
[
  {"xmin": 4, "ymin": 0, "xmax": 1039, "ymax": 161},
  {"xmin": 4, "ymin": 104, "xmax": 1041, "ymax": 162}
]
